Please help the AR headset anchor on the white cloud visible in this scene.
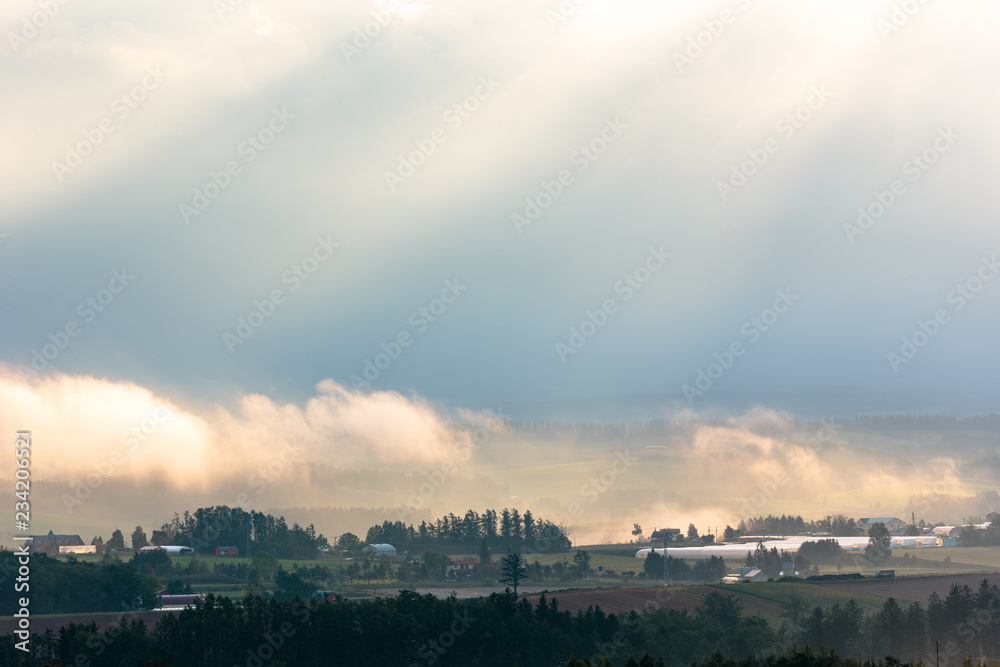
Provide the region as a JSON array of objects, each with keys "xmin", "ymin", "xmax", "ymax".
[{"xmin": 0, "ymin": 366, "xmax": 473, "ymax": 487}]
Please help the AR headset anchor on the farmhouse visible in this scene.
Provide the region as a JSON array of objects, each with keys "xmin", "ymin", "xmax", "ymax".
[
  {"xmin": 29, "ymin": 530, "xmax": 84, "ymax": 555},
  {"xmin": 856, "ymin": 517, "xmax": 906, "ymax": 535},
  {"xmin": 649, "ymin": 528, "xmax": 682, "ymax": 543},
  {"xmin": 447, "ymin": 559, "xmax": 477, "ymax": 578},
  {"xmin": 778, "ymin": 562, "xmax": 800, "ymax": 577}
]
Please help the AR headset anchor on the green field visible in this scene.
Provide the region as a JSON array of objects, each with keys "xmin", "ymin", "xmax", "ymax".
[
  {"xmin": 712, "ymin": 581, "xmax": 895, "ymax": 617},
  {"xmin": 525, "ymin": 551, "xmax": 643, "ymax": 572},
  {"xmin": 895, "ymin": 546, "xmax": 1000, "ymax": 569}
]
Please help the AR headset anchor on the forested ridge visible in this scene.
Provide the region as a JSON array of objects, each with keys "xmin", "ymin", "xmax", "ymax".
[{"xmin": 5, "ymin": 580, "xmax": 1000, "ymax": 666}]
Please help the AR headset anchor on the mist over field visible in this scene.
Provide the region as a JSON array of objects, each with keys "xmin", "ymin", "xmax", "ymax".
[{"xmin": 3, "ymin": 362, "xmax": 998, "ymax": 545}]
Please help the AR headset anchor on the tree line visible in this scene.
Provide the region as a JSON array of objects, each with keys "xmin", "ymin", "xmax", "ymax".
[
  {"xmin": 735, "ymin": 514, "xmax": 861, "ymax": 538},
  {"xmin": 150, "ymin": 506, "xmax": 328, "ymax": 559},
  {"xmin": 850, "ymin": 413, "xmax": 1000, "ymax": 431},
  {"xmin": 84, "ymin": 507, "xmax": 329, "ymax": 559},
  {"xmin": 348, "ymin": 508, "xmax": 573, "ymax": 555},
  {"xmin": 774, "ymin": 579, "xmax": 1000, "ymax": 660},
  {"xmin": 0, "ymin": 550, "xmax": 160, "ymax": 615},
  {"xmin": 641, "ymin": 553, "xmax": 729, "ymax": 582},
  {"xmin": 0, "ymin": 589, "xmax": 764, "ymax": 666},
  {"xmin": 959, "ymin": 513, "xmax": 1000, "ymax": 546},
  {"xmin": 5, "ymin": 580, "xmax": 1000, "ymax": 666}
]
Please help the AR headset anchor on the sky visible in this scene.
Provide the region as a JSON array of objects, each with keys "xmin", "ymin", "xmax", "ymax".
[{"xmin": 3, "ymin": 0, "xmax": 999, "ymax": 448}]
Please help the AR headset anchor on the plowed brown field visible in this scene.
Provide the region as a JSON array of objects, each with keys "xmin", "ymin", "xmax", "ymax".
[{"xmin": 819, "ymin": 572, "xmax": 1000, "ymax": 602}]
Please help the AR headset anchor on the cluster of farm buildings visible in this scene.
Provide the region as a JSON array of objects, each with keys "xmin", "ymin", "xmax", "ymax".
[
  {"xmin": 358, "ymin": 544, "xmax": 477, "ymax": 577},
  {"xmin": 635, "ymin": 518, "xmax": 992, "ymax": 561},
  {"xmin": 24, "ymin": 515, "xmax": 991, "ymax": 583},
  {"xmin": 25, "ymin": 531, "xmax": 242, "ymax": 557}
]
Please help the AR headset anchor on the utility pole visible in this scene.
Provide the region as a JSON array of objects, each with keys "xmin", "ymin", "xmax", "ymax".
[{"xmin": 663, "ymin": 532, "xmax": 669, "ymax": 585}]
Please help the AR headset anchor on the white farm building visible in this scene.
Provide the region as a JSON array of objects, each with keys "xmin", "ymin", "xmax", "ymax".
[
  {"xmin": 721, "ymin": 567, "xmax": 766, "ymax": 583},
  {"xmin": 636, "ymin": 534, "xmax": 943, "ymax": 560},
  {"xmin": 363, "ymin": 543, "xmax": 397, "ymax": 557},
  {"xmin": 139, "ymin": 545, "xmax": 194, "ymax": 556}
]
